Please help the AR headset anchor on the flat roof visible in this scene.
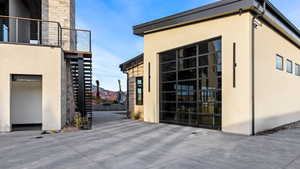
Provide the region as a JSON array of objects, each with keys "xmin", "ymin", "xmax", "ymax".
[{"xmin": 133, "ymin": 0, "xmax": 300, "ymax": 44}]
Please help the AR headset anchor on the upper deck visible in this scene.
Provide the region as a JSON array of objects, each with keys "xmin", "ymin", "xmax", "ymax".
[{"xmin": 0, "ymin": 15, "xmax": 92, "ymax": 54}]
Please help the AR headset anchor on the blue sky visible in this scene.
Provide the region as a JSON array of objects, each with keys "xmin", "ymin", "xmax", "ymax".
[{"xmin": 76, "ymin": 0, "xmax": 300, "ymax": 91}]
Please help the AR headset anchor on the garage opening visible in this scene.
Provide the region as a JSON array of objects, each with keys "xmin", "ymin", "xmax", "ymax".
[
  {"xmin": 159, "ymin": 37, "xmax": 222, "ymax": 130},
  {"xmin": 11, "ymin": 75, "xmax": 42, "ymax": 131}
]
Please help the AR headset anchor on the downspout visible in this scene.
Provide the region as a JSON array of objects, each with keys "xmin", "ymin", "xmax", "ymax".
[{"xmin": 251, "ymin": 0, "xmax": 266, "ymax": 136}]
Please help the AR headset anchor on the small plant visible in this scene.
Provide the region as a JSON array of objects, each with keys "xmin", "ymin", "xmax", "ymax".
[
  {"xmin": 73, "ymin": 113, "xmax": 85, "ymax": 129},
  {"xmin": 131, "ymin": 111, "xmax": 143, "ymax": 120}
]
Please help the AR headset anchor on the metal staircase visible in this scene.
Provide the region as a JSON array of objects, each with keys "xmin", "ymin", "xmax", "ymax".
[{"xmin": 65, "ymin": 52, "xmax": 92, "ymax": 129}]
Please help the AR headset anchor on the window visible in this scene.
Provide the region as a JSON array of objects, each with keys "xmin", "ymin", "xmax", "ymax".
[
  {"xmin": 286, "ymin": 59, "xmax": 293, "ymax": 73},
  {"xmin": 159, "ymin": 38, "xmax": 222, "ymax": 130},
  {"xmin": 295, "ymin": 64, "xmax": 300, "ymax": 76},
  {"xmin": 276, "ymin": 55, "xmax": 283, "ymax": 70},
  {"xmin": 136, "ymin": 77, "xmax": 143, "ymax": 105}
]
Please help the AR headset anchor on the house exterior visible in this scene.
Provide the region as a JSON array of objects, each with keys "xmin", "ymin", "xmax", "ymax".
[
  {"xmin": 120, "ymin": 0, "xmax": 300, "ymax": 135},
  {"xmin": 0, "ymin": 0, "xmax": 92, "ymax": 132},
  {"xmin": 120, "ymin": 54, "xmax": 144, "ymax": 120}
]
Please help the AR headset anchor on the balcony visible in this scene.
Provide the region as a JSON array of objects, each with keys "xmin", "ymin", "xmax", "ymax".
[{"xmin": 0, "ymin": 15, "xmax": 91, "ymax": 53}]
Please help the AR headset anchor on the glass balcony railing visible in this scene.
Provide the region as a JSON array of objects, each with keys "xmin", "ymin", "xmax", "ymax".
[
  {"xmin": 61, "ymin": 28, "xmax": 92, "ymax": 52},
  {"xmin": 0, "ymin": 15, "xmax": 91, "ymax": 53}
]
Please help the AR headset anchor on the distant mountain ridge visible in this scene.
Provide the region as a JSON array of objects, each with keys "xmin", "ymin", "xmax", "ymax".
[{"xmin": 92, "ymin": 85, "xmax": 126, "ymax": 102}]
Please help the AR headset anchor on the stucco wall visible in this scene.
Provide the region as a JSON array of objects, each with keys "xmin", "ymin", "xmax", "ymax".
[
  {"xmin": 254, "ymin": 19, "xmax": 300, "ymax": 133},
  {"xmin": 143, "ymin": 13, "xmax": 253, "ymax": 135},
  {"xmin": 0, "ymin": 44, "xmax": 64, "ymax": 132},
  {"xmin": 127, "ymin": 63, "xmax": 144, "ymax": 120}
]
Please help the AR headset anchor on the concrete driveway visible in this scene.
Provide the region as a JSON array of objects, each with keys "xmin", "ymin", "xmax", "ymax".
[{"xmin": 0, "ymin": 112, "xmax": 300, "ymax": 169}]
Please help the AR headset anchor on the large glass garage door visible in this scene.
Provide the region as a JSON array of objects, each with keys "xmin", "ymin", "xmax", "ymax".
[{"xmin": 159, "ymin": 38, "xmax": 222, "ymax": 130}]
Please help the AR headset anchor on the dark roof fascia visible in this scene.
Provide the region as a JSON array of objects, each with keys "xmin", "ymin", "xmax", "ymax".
[
  {"xmin": 133, "ymin": 0, "xmax": 300, "ymax": 42},
  {"xmin": 119, "ymin": 53, "xmax": 144, "ymax": 72},
  {"xmin": 254, "ymin": 0, "xmax": 300, "ymax": 40},
  {"xmin": 133, "ymin": 0, "xmax": 253, "ymax": 36}
]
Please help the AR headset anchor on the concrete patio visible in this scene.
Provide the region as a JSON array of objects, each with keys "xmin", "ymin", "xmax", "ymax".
[{"xmin": 0, "ymin": 111, "xmax": 300, "ymax": 169}]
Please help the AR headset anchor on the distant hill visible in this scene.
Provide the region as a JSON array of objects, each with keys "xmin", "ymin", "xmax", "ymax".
[{"xmin": 92, "ymin": 85, "xmax": 126, "ymax": 103}]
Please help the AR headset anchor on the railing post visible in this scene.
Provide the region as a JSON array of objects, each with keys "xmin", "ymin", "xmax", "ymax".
[
  {"xmin": 37, "ymin": 20, "xmax": 40, "ymax": 45},
  {"xmin": 15, "ymin": 18, "xmax": 18, "ymax": 43},
  {"xmin": 89, "ymin": 31, "xmax": 92, "ymax": 52},
  {"xmin": 57, "ymin": 24, "xmax": 60, "ymax": 47},
  {"xmin": 60, "ymin": 26, "xmax": 63, "ymax": 48}
]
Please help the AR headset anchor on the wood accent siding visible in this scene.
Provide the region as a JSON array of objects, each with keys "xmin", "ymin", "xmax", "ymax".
[{"xmin": 126, "ymin": 63, "xmax": 144, "ymax": 120}]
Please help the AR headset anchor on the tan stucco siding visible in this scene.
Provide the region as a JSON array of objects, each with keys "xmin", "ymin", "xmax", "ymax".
[
  {"xmin": 127, "ymin": 64, "xmax": 144, "ymax": 120},
  {"xmin": 254, "ymin": 20, "xmax": 300, "ymax": 133},
  {"xmin": 0, "ymin": 44, "xmax": 65, "ymax": 132},
  {"xmin": 144, "ymin": 13, "xmax": 253, "ymax": 135}
]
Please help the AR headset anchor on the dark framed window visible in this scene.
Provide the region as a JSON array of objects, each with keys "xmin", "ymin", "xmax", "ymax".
[
  {"xmin": 286, "ymin": 59, "xmax": 293, "ymax": 73},
  {"xmin": 159, "ymin": 37, "xmax": 222, "ymax": 130},
  {"xmin": 276, "ymin": 55, "xmax": 283, "ymax": 70},
  {"xmin": 295, "ymin": 63, "xmax": 300, "ymax": 76},
  {"xmin": 136, "ymin": 77, "xmax": 143, "ymax": 105}
]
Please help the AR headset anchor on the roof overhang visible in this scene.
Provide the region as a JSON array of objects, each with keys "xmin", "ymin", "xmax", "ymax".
[
  {"xmin": 133, "ymin": 0, "xmax": 300, "ymax": 47},
  {"xmin": 119, "ymin": 54, "xmax": 144, "ymax": 72}
]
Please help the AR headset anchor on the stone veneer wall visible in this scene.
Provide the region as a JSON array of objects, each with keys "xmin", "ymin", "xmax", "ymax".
[
  {"xmin": 41, "ymin": 0, "xmax": 76, "ymax": 126},
  {"xmin": 42, "ymin": 0, "xmax": 75, "ymax": 49}
]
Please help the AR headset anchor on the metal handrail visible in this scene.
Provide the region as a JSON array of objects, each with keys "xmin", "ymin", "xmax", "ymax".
[
  {"xmin": 0, "ymin": 15, "xmax": 61, "ymax": 25},
  {"xmin": 0, "ymin": 15, "xmax": 91, "ymax": 52}
]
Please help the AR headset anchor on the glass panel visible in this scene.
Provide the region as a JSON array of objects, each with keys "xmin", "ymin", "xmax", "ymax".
[
  {"xmin": 177, "ymin": 103, "xmax": 196, "ymax": 112},
  {"xmin": 162, "ymin": 92, "xmax": 176, "ymax": 101},
  {"xmin": 199, "ymin": 116, "xmax": 213, "ymax": 126},
  {"xmin": 199, "ymin": 42, "xmax": 209, "ymax": 54},
  {"xmin": 162, "ymin": 112, "xmax": 176, "ymax": 121},
  {"xmin": 137, "ymin": 79, "xmax": 142, "ymax": 86},
  {"xmin": 295, "ymin": 64, "xmax": 300, "ymax": 76},
  {"xmin": 215, "ymin": 103, "xmax": 222, "ymax": 116},
  {"xmin": 216, "ymin": 52, "xmax": 222, "ymax": 65},
  {"xmin": 179, "ymin": 57, "xmax": 196, "ymax": 70},
  {"xmin": 136, "ymin": 77, "xmax": 143, "ymax": 105},
  {"xmin": 286, "ymin": 59, "xmax": 293, "ymax": 73},
  {"xmin": 178, "ymin": 91, "xmax": 196, "ymax": 102},
  {"xmin": 199, "ymin": 89, "xmax": 216, "ymax": 103},
  {"xmin": 199, "ymin": 78, "xmax": 209, "ymax": 90},
  {"xmin": 199, "ymin": 55, "xmax": 208, "ymax": 66},
  {"xmin": 161, "ymin": 103, "xmax": 176, "ymax": 111},
  {"xmin": 162, "ymin": 82, "xmax": 176, "ymax": 92},
  {"xmin": 161, "ymin": 62, "xmax": 176, "ymax": 72},
  {"xmin": 214, "ymin": 116, "xmax": 221, "ymax": 129},
  {"xmin": 208, "ymin": 39, "xmax": 221, "ymax": 52},
  {"xmin": 162, "ymin": 72, "xmax": 176, "ymax": 82},
  {"xmin": 276, "ymin": 55, "xmax": 283, "ymax": 70},
  {"xmin": 137, "ymin": 89, "xmax": 142, "ymax": 103},
  {"xmin": 178, "ymin": 69, "xmax": 196, "ymax": 80},
  {"xmin": 177, "ymin": 81, "xmax": 197, "ymax": 91},
  {"xmin": 178, "ymin": 113, "xmax": 189, "ymax": 123},
  {"xmin": 179, "ymin": 46, "xmax": 197, "ymax": 58},
  {"xmin": 160, "ymin": 50, "xmax": 176, "ymax": 62},
  {"xmin": 199, "ymin": 67, "xmax": 208, "ymax": 79},
  {"xmin": 216, "ymin": 90, "xmax": 222, "ymax": 102},
  {"xmin": 217, "ymin": 78, "xmax": 222, "ymax": 89}
]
